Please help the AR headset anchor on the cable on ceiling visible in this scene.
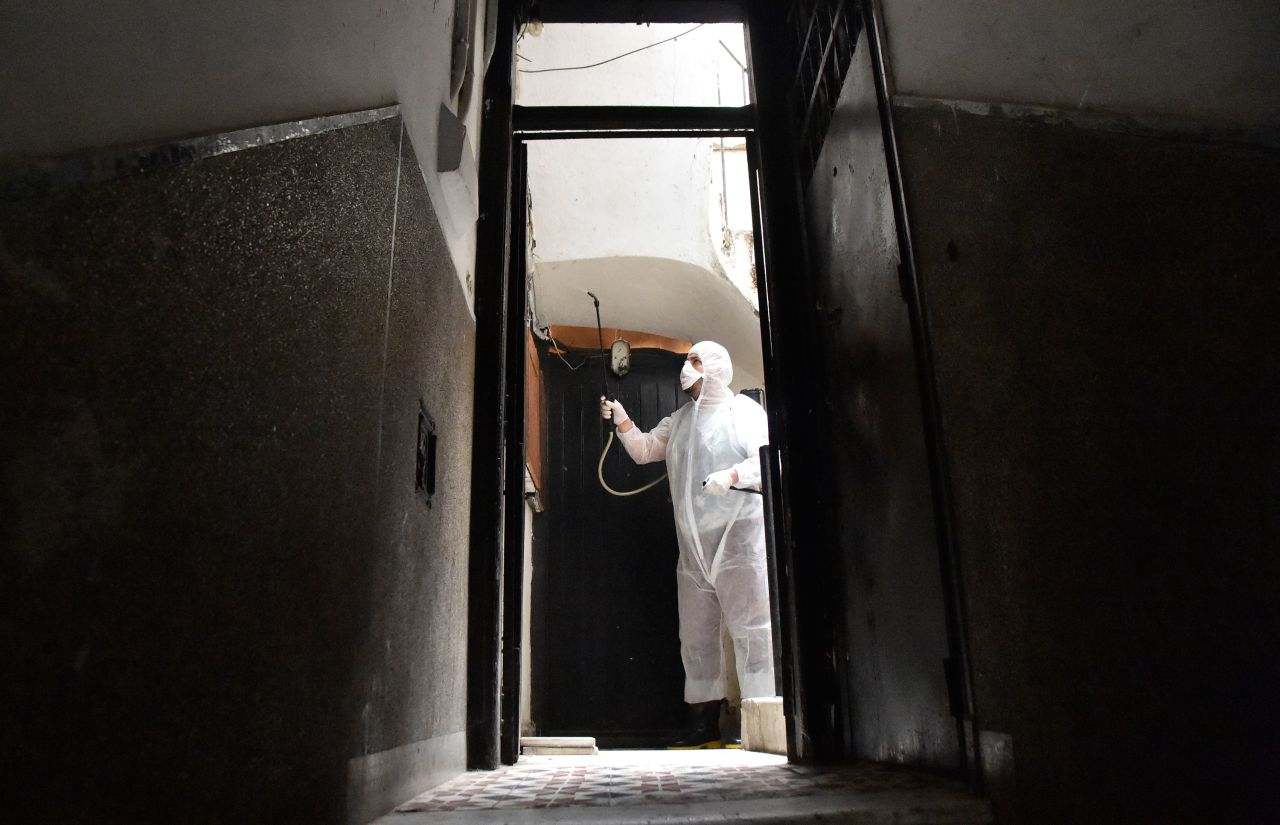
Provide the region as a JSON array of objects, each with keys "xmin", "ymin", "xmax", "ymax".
[{"xmin": 518, "ymin": 23, "xmax": 705, "ymax": 74}]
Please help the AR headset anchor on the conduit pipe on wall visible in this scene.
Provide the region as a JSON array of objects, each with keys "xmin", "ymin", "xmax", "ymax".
[
  {"xmin": 439, "ymin": 0, "xmax": 483, "ymax": 243},
  {"xmin": 484, "ymin": 0, "xmax": 500, "ymax": 71},
  {"xmin": 451, "ymin": 0, "xmax": 476, "ymax": 101}
]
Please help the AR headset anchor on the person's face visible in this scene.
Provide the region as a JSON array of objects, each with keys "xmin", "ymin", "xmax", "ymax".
[{"xmin": 685, "ymin": 352, "xmax": 705, "ymax": 399}]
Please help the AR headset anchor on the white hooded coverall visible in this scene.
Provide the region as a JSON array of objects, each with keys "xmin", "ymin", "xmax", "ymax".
[{"xmin": 616, "ymin": 341, "xmax": 776, "ymax": 702}]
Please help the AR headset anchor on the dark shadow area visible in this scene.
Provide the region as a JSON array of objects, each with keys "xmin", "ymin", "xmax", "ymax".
[
  {"xmin": 0, "ymin": 116, "xmax": 475, "ymax": 824},
  {"xmin": 532, "ymin": 346, "xmax": 689, "ymax": 746},
  {"xmin": 897, "ymin": 103, "xmax": 1280, "ymax": 824}
]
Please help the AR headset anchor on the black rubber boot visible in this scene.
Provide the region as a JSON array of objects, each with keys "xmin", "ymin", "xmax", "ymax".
[{"xmin": 667, "ymin": 700, "xmax": 723, "ymax": 749}]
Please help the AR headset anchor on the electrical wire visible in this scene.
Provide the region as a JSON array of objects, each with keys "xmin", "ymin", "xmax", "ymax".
[
  {"xmin": 544, "ymin": 332, "xmax": 665, "ymax": 495},
  {"xmin": 546, "ymin": 330, "xmax": 588, "ymax": 371},
  {"xmin": 518, "ymin": 23, "xmax": 705, "ymax": 74},
  {"xmin": 540, "ymin": 325, "xmax": 664, "ymax": 494}
]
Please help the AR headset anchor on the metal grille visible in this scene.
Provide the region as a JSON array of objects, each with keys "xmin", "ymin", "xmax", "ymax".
[{"xmin": 786, "ymin": 0, "xmax": 862, "ymax": 184}]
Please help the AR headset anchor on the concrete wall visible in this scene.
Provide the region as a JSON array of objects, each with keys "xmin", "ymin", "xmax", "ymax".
[
  {"xmin": 516, "ymin": 23, "xmax": 749, "ymax": 107},
  {"xmin": 858, "ymin": 1, "xmax": 1280, "ymax": 821},
  {"xmin": 0, "ymin": 0, "xmax": 487, "ymax": 307},
  {"xmin": 797, "ymin": 2, "xmax": 1280, "ymax": 820},
  {"xmin": 520, "ymin": 25, "xmax": 763, "ymax": 391},
  {"xmin": 527, "ymin": 136, "xmax": 764, "ymax": 390},
  {"xmin": 880, "ymin": 0, "xmax": 1280, "ymax": 128},
  {"xmin": 895, "ymin": 100, "xmax": 1280, "ymax": 825},
  {"xmin": 0, "ymin": 115, "xmax": 474, "ymax": 824}
]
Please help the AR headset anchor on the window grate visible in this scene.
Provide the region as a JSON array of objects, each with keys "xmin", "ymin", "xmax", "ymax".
[{"xmin": 785, "ymin": 0, "xmax": 862, "ymax": 185}]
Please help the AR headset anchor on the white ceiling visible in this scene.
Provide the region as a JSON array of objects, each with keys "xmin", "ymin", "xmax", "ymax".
[{"xmin": 532, "ymin": 256, "xmax": 765, "ymax": 391}]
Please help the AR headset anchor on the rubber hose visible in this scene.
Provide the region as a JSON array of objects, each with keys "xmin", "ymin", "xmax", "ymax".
[{"xmin": 598, "ymin": 430, "xmax": 667, "ymax": 496}]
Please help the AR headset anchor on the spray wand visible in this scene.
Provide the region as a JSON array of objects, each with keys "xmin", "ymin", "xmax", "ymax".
[
  {"xmin": 586, "ymin": 291, "xmax": 609, "ymax": 401},
  {"xmin": 587, "ymin": 291, "xmax": 667, "ymax": 497}
]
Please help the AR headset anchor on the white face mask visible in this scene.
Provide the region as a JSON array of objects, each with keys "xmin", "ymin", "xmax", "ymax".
[{"xmin": 680, "ymin": 360, "xmax": 702, "ymax": 391}]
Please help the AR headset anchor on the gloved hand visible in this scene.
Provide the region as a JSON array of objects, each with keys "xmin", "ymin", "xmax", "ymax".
[
  {"xmin": 702, "ymin": 468, "xmax": 737, "ymax": 496},
  {"xmin": 600, "ymin": 396, "xmax": 629, "ymax": 425}
]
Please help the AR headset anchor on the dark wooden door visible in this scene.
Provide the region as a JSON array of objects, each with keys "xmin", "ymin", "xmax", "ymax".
[{"xmin": 532, "ymin": 345, "xmax": 689, "ymax": 747}]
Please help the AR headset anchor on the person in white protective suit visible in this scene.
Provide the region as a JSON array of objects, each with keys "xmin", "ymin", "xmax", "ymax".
[{"xmin": 599, "ymin": 341, "xmax": 775, "ymax": 749}]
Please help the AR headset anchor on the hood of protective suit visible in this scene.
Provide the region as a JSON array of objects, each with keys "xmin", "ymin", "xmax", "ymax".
[{"xmin": 689, "ymin": 341, "xmax": 734, "ymax": 406}]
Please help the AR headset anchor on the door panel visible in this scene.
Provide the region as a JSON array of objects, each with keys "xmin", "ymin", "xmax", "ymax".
[
  {"xmin": 531, "ymin": 346, "xmax": 689, "ymax": 746},
  {"xmin": 801, "ymin": 23, "xmax": 963, "ymax": 771}
]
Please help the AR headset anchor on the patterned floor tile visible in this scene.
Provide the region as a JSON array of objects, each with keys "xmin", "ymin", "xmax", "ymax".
[{"xmin": 394, "ymin": 750, "xmax": 970, "ymax": 814}]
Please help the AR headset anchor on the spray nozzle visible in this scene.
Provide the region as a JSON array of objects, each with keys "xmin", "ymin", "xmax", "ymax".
[{"xmin": 587, "ymin": 291, "xmax": 609, "ymax": 403}]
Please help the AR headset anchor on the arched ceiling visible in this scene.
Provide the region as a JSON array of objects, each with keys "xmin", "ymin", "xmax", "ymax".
[{"xmin": 532, "ymin": 256, "xmax": 765, "ymax": 391}]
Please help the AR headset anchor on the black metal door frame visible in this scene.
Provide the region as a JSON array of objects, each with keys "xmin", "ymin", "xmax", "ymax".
[
  {"xmin": 465, "ymin": 0, "xmax": 518, "ymax": 772},
  {"xmin": 467, "ymin": 0, "xmax": 976, "ymax": 779},
  {"xmin": 500, "ymin": 107, "xmax": 804, "ymax": 763},
  {"xmin": 469, "ymin": 0, "xmax": 821, "ymax": 771},
  {"xmin": 498, "ymin": 140, "xmax": 530, "ymax": 765}
]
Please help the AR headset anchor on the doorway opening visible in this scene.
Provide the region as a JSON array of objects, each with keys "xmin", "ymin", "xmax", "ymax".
[
  {"xmin": 479, "ymin": 16, "xmax": 803, "ymax": 766},
  {"xmin": 521, "ymin": 131, "xmax": 770, "ymax": 749},
  {"xmin": 468, "ymin": 0, "xmax": 979, "ymax": 794}
]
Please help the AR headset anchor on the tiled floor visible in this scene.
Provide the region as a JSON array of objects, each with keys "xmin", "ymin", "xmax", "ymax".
[{"xmin": 381, "ymin": 750, "xmax": 992, "ymax": 824}]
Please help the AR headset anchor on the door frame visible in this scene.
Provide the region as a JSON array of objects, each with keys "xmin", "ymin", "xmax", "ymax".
[
  {"xmin": 466, "ymin": 0, "xmax": 977, "ymax": 779},
  {"xmin": 502, "ymin": 111, "xmax": 800, "ymax": 763},
  {"xmin": 467, "ymin": 0, "xmax": 832, "ymax": 771}
]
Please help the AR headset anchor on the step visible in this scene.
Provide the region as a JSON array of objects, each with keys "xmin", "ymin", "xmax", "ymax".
[
  {"xmin": 520, "ymin": 736, "xmax": 598, "ymax": 756},
  {"xmin": 741, "ymin": 697, "xmax": 786, "ymax": 755}
]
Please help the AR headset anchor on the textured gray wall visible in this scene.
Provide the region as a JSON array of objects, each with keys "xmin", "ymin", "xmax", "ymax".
[
  {"xmin": 0, "ymin": 1, "xmax": 457, "ymax": 160},
  {"xmin": 0, "ymin": 1, "xmax": 485, "ymax": 301},
  {"xmin": 0, "ymin": 115, "xmax": 473, "ymax": 823},
  {"xmin": 880, "ymin": 0, "xmax": 1280, "ymax": 129},
  {"xmin": 895, "ymin": 103, "xmax": 1280, "ymax": 823},
  {"xmin": 804, "ymin": 27, "xmax": 960, "ymax": 773}
]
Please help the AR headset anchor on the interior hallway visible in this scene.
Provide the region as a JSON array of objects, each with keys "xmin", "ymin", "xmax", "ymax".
[
  {"xmin": 2, "ymin": 1, "xmax": 1278, "ymax": 824},
  {"xmin": 381, "ymin": 751, "xmax": 990, "ymax": 824}
]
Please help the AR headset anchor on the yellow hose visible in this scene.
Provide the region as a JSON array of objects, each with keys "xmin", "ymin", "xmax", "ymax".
[{"xmin": 598, "ymin": 430, "xmax": 668, "ymax": 497}]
